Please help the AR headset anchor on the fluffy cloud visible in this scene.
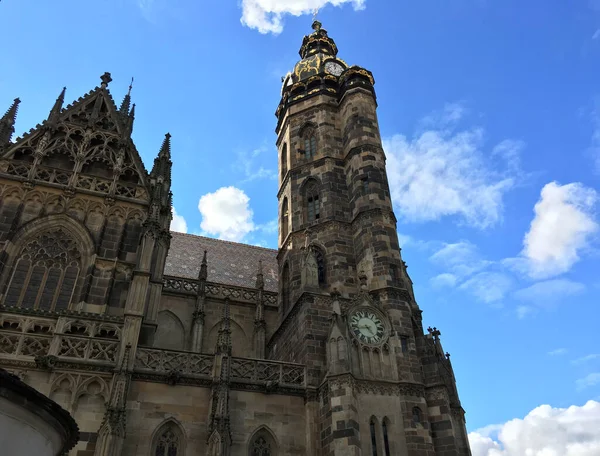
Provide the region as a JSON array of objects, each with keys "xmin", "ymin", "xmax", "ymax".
[
  {"xmin": 459, "ymin": 271, "xmax": 513, "ymax": 304},
  {"xmin": 506, "ymin": 182, "xmax": 598, "ymax": 279},
  {"xmin": 197, "ymin": 186, "xmax": 255, "ymax": 242},
  {"xmin": 384, "ymin": 105, "xmax": 519, "ymax": 229},
  {"xmin": 170, "ymin": 207, "xmax": 188, "ymax": 233},
  {"xmin": 469, "ymin": 400, "xmax": 600, "ymax": 456},
  {"xmin": 240, "ymin": 0, "xmax": 366, "ymax": 34},
  {"xmin": 572, "ymin": 354, "xmax": 600, "ymax": 365},
  {"xmin": 547, "ymin": 348, "xmax": 568, "ymax": 356},
  {"xmin": 429, "ymin": 241, "xmax": 491, "ymax": 278}
]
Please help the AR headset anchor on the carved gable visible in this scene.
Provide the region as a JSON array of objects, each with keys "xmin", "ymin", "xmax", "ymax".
[{"xmin": 1, "ymin": 78, "xmax": 149, "ymax": 203}]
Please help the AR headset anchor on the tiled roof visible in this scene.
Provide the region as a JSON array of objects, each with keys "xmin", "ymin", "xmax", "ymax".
[{"xmin": 164, "ymin": 232, "xmax": 279, "ymax": 292}]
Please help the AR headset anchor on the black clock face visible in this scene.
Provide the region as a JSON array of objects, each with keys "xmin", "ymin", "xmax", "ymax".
[{"xmin": 349, "ymin": 309, "xmax": 386, "ymax": 345}]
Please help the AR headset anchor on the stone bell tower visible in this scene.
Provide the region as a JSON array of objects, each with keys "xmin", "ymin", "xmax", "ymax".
[{"xmin": 268, "ymin": 21, "xmax": 472, "ymax": 456}]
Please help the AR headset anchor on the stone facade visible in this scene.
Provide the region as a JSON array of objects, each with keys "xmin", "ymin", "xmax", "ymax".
[{"xmin": 0, "ymin": 22, "xmax": 471, "ymax": 456}]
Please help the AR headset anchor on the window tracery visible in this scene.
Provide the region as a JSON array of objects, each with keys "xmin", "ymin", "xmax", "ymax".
[
  {"xmin": 154, "ymin": 428, "xmax": 179, "ymax": 456},
  {"xmin": 251, "ymin": 436, "xmax": 272, "ymax": 456},
  {"xmin": 412, "ymin": 407, "xmax": 422, "ymax": 426},
  {"xmin": 4, "ymin": 229, "xmax": 82, "ymax": 311},
  {"xmin": 281, "ymin": 144, "xmax": 288, "ymax": 178}
]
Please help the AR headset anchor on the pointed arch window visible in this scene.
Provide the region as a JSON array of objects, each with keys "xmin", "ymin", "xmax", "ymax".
[
  {"xmin": 281, "ymin": 198, "xmax": 289, "ymax": 240},
  {"xmin": 281, "ymin": 144, "xmax": 288, "ymax": 178},
  {"xmin": 3, "ymin": 229, "xmax": 82, "ymax": 311},
  {"xmin": 252, "ymin": 436, "xmax": 272, "ymax": 456},
  {"xmin": 382, "ymin": 419, "xmax": 391, "ymax": 456},
  {"xmin": 305, "ymin": 181, "xmax": 320, "ymax": 222},
  {"xmin": 152, "ymin": 421, "xmax": 184, "ymax": 456},
  {"xmin": 248, "ymin": 427, "xmax": 277, "ymax": 456},
  {"xmin": 281, "ymin": 263, "xmax": 290, "ymax": 315},
  {"xmin": 370, "ymin": 417, "xmax": 379, "ymax": 456},
  {"xmin": 412, "ymin": 407, "xmax": 422, "ymax": 427}
]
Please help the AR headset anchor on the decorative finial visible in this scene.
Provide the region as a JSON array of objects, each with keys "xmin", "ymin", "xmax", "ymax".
[
  {"xmin": 255, "ymin": 259, "xmax": 264, "ymax": 290},
  {"xmin": 100, "ymin": 72, "xmax": 112, "ymax": 88},
  {"xmin": 199, "ymin": 250, "xmax": 208, "ymax": 281},
  {"xmin": 119, "ymin": 77, "xmax": 134, "ymax": 116},
  {"xmin": 311, "ymin": 7, "xmax": 322, "ymax": 31},
  {"xmin": 0, "ymin": 98, "xmax": 21, "ymax": 146}
]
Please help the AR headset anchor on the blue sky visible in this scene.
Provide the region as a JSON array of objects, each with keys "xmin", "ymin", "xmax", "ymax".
[{"xmin": 2, "ymin": 0, "xmax": 600, "ymax": 453}]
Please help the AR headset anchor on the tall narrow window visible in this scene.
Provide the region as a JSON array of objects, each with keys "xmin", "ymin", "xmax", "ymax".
[
  {"xmin": 281, "ymin": 198, "xmax": 289, "ymax": 240},
  {"xmin": 370, "ymin": 418, "xmax": 379, "ymax": 456},
  {"xmin": 305, "ymin": 181, "xmax": 320, "ymax": 222},
  {"xmin": 382, "ymin": 420, "xmax": 391, "ymax": 456},
  {"xmin": 280, "ymin": 144, "xmax": 288, "ymax": 178},
  {"xmin": 4, "ymin": 229, "xmax": 82, "ymax": 311},
  {"xmin": 361, "ymin": 177, "xmax": 369, "ymax": 193},
  {"xmin": 401, "ymin": 336, "xmax": 409, "ymax": 354},
  {"xmin": 314, "ymin": 248, "xmax": 326, "ymax": 285},
  {"xmin": 304, "ymin": 134, "xmax": 317, "ymax": 159},
  {"xmin": 282, "ymin": 263, "xmax": 290, "ymax": 314}
]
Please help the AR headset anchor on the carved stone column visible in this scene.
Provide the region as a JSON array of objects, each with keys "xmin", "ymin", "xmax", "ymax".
[{"xmin": 253, "ymin": 260, "xmax": 266, "ymax": 359}]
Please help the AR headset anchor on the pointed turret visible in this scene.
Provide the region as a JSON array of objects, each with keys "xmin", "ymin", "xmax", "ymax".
[
  {"xmin": 0, "ymin": 98, "xmax": 20, "ymax": 147},
  {"xmin": 47, "ymin": 87, "xmax": 66, "ymax": 124},
  {"xmin": 150, "ymin": 133, "xmax": 172, "ymax": 182},
  {"xmin": 119, "ymin": 78, "xmax": 133, "ymax": 117}
]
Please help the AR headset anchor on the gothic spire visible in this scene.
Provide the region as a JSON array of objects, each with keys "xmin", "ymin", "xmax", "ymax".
[
  {"xmin": 150, "ymin": 133, "xmax": 172, "ymax": 182},
  {"xmin": 47, "ymin": 87, "xmax": 66, "ymax": 124},
  {"xmin": 199, "ymin": 250, "xmax": 208, "ymax": 281},
  {"xmin": 119, "ymin": 78, "xmax": 134, "ymax": 117},
  {"xmin": 0, "ymin": 98, "xmax": 20, "ymax": 147}
]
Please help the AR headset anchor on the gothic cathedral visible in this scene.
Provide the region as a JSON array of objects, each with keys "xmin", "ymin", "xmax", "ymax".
[{"xmin": 0, "ymin": 21, "xmax": 472, "ymax": 456}]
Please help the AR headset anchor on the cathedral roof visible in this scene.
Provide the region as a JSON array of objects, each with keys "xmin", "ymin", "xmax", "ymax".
[{"xmin": 164, "ymin": 232, "xmax": 279, "ymax": 292}]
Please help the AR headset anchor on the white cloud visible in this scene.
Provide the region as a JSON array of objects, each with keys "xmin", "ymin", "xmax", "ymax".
[
  {"xmin": 590, "ymin": 99, "xmax": 600, "ymax": 172},
  {"xmin": 506, "ymin": 182, "xmax": 598, "ymax": 279},
  {"xmin": 233, "ymin": 146, "xmax": 277, "ymax": 183},
  {"xmin": 430, "ymin": 273, "xmax": 458, "ymax": 289},
  {"xmin": 384, "ymin": 105, "xmax": 520, "ymax": 229},
  {"xmin": 573, "ymin": 354, "xmax": 600, "ymax": 365},
  {"xmin": 548, "ymin": 348, "xmax": 568, "ymax": 356},
  {"xmin": 197, "ymin": 186, "xmax": 256, "ymax": 242},
  {"xmin": 240, "ymin": 0, "xmax": 366, "ymax": 34},
  {"xmin": 576, "ymin": 373, "xmax": 600, "ymax": 391},
  {"xmin": 429, "ymin": 241, "xmax": 491, "ymax": 278},
  {"xmin": 469, "ymin": 400, "xmax": 600, "ymax": 456},
  {"xmin": 514, "ymin": 279, "xmax": 586, "ymax": 308},
  {"xmin": 170, "ymin": 207, "xmax": 188, "ymax": 233},
  {"xmin": 459, "ymin": 271, "xmax": 513, "ymax": 304},
  {"xmin": 593, "ymin": 29, "xmax": 600, "ymax": 40}
]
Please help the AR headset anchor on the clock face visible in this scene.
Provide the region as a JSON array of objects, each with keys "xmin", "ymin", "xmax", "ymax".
[
  {"xmin": 325, "ymin": 61, "xmax": 344, "ymax": 76},
  {"xmin": 349, "ymin": 309, "xmax": 386, "ymax": 345}
]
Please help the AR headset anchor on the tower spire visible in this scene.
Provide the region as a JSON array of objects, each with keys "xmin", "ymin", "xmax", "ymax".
[
  {"xmin": 0, "ymin": 98, "xmax": 20, "ymax": 147},
  {"xmin": 48, "ymin": 87, "xmax": 66, "ymax": 124},
  {"xmin": 119, "ymin": 77, "xmax": 134, "ymax": 117},
  {"xmin": 150, "ymin": 133, "xmax": 172, "ymax": 181}
]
